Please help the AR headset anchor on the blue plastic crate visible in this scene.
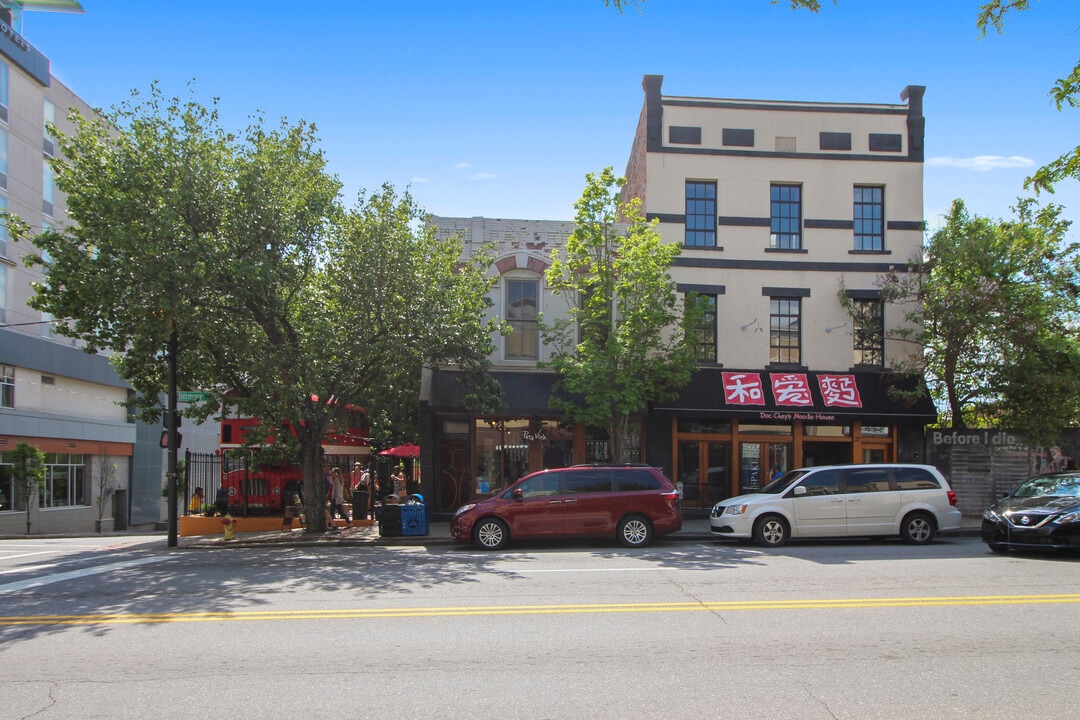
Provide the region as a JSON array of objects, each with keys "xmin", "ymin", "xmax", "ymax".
[{"xmin": 400, "ymin": 504, "xmax": 428, "ymax": 536}]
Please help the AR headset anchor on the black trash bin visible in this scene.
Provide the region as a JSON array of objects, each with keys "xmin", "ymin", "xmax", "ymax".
[
  {"xmin": 352, "ymin": 486, "xmax": 370, "ymax": 521},
  {"xmin": 378, "ymin": 503, "xmax": 402, "ymax": 537}
]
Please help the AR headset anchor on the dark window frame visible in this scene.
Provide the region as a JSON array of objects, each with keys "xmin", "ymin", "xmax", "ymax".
[
  {"xmin": 684, "ymin": 181, "xmax": 717, "ymax": 248},
  {"xmin": 853, "ymin": 299, "xmax": 885, "ymax": 367},
  {"xmin": 770, "ymin": 184, "xmax": 802, "ymax": 250},
  {"xmin": 853, "ymin": 186, "xmax": 884, "ymax": 251},
  {"xmin": 687, "ymin": 293, "xmax": 717, "ymax": 363},
  {"xmin": 505, "ymin": 277, "xmax": 540, "ymax": 360},
  {"xmin": 769, "ymin": 297, "xmax": 801, "ymax": 365}
]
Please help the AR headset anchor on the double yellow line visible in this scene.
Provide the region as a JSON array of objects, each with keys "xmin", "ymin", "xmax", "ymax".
[{"xmin": 3, "ymin": 593, "xmax": 1079, "ymax": 626}]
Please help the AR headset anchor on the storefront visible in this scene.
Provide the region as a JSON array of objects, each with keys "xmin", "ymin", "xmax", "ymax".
[
  {"xmin": 421, "ymin": 367, "xmax": 935, "ymax": 518},
  {"xmin": 646, "ymin": 368, "xmax": 937, "ymax": 512}
]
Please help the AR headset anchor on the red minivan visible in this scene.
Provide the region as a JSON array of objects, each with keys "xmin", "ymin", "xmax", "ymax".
[{"xmin": 450, "ymin": 464, "xmax": 682, "ymax": 550}]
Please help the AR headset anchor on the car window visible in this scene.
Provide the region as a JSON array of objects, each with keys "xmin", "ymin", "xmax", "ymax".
[
  {"xmin": 843, "ymin": 467, "xmax": 891, "ymax": 493},
  {"xmin": 562, "ymin": 470, "xmax": 612, "ymax": 495},
  {"xmin": 516, "ymin": 474, "xmax": 560, "ymax": 498},
  {"xmin": 893, "ymin": 467, "xmax": 942, "ymax": 491},
  {"xmin": 796, "ymin": 470, "xmax": 839, "ymax": 496},
  {"xmin": 760, "ymin": 470, "xmax": 808, "ymax": 494},
  {"xmin": 1014, "ymin": 474, "xmax": 1080, "ymax": 498},
  {"xmin": 614, "ymin": 469, "xmax": 661, "ymax": 492}
]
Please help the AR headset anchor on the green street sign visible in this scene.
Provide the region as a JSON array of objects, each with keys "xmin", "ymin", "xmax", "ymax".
[{"xmin": 177, "ymin": 391, "xmax": 211, "ymax": 403}]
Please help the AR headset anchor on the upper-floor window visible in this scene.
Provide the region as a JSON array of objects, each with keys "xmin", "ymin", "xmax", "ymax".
[
  {"xmin": 43, "ymin": 160, "xmax": 54, "ymax": 217},
  {"xmin": 0, "ymin": 194, "xmax": 7, "ymax": 252},
  {"xmin": 0, "ymin": 263, "xmax": 6, "ymax": 325},
  {"xmin": 853, "ymin": 186, "xmax": 884, "ymax": 251},
  {"xmin": 506, "ymin": 278, "xmax": 539, "ymax": 360},
  {"xmin": 1, "ymin": 364, "xmax": 13, "ymax": 408},
  {"xmin": 684, "ymin": 181, "xmax": 716, "ymax": 247},
  {"xmin": 687, "ymin": 294, "xmax": 717, "ymax": 362},
  {"xmin": 853, "ymin": 299, "xmax": 884, "ymax": 367},
  {"xmin": 770, "ymin": 184, "xmax": 801, "ymax": 249},
  {"xmin": 43, "ymin": 98, "xmax": 56, "ymax": 156},
  {"xmin": 0, "ymin": 127, "xmax": 7, "ymax": 190},
  {"xmin": 0, "ymin": 62, "xmax": 8, "ymax": 123},
  {"xmin": 770, "ymin": 297, "xmax": 801, "ymax": 365}
]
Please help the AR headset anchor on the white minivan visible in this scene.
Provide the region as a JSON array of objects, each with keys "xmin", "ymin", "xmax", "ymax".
[{"xmin": 709, "ymin": 464, "xmax": 962, "ymax": 547}]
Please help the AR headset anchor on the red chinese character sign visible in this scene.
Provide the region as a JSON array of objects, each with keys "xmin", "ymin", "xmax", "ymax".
[
  {"xmin": 722, "ymin": 372, "xmax": 765, "ymax": 406},
  {"xmin": 818, "ymin": 374, "xmax": 863, "ymax": 408},
  {"xmin": 770, "ymin": 373, "xmax": 813, "ymax": 406}
]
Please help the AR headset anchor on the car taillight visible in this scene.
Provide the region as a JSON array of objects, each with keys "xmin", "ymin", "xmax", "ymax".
[{"xmin": 947, "ymin": 490, "xmax": 957, "ymax": 506}]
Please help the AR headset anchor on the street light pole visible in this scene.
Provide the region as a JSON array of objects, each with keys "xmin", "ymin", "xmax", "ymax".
[{"xmin": 166, "ymin": 325, "xmax": 178, "ymax": 548}]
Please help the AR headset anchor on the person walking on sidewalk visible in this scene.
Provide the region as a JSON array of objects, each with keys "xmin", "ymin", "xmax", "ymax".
[{"xmin": 329, "ymin": 467, "xmax": 350, "ymax": 526}]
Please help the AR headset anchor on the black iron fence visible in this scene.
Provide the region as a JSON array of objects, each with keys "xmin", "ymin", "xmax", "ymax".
[{"xmin": 183, "ymin": 450, "xmax": 222, "ymax": 516}]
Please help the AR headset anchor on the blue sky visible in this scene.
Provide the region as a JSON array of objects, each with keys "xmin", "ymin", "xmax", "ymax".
[{"xmin": 22, "ymin": 0, "xmax": 1080, "ymax": 233}]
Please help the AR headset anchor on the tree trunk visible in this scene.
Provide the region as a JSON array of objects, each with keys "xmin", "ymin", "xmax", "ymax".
[{"xmin": 299, "ymin": 436, "xmax": 327, "ymax": 533}]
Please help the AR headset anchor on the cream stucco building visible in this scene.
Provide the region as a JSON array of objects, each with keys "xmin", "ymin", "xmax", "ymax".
[{"xmin": 421, "ymin": 76, "xmax": 934, "ymax": 518}]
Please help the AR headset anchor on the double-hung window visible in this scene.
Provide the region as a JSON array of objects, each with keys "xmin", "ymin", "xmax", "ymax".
[
  {"xmin": 684, "ymin": 181, "xmax": 716, "ymax": 247},
  {"xmin": 42, "ymin": 160, "xmax": 55, "ymax": 217},
  {"xmin": 770, "ymin": 184, "xmax": 801, "ymax": 249},
  {"xmin": 687, "ymin": 294, "xmax": 717, "ymax": 362},
  {"xmin": 1, "ymin": 364, "xmax": 13, "ymax": 408},
  {"xmin": 770, "ymin": 298, "xmax": 801, "ymax": 365},
  {"xmin": 853, "ymin": 186, "xmax": 884, "ymax": 251},
  {"xmin": 506, "ymin": 278, "xmax": 539, "ymax": 360},
  {"xmin": 853, "ymin": 299, "xmax": 885, "ymax": 367}
]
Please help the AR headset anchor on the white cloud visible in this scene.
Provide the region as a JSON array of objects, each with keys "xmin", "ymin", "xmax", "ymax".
[
  {"xmin": 411, "ymin": 177, "xmax": 430, "ymax": 184},
  {"xmin": 455, "ymin": 162, "xmax": 470, "ymax": 169},
  {"xmin": 926, "ymin": 155, "xmax": 1035, "ymax": 171}
]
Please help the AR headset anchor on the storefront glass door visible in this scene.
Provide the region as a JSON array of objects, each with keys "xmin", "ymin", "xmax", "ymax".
[{"xmin": 677, "ymin": 440, "xmax": 731, "ymax": 510}]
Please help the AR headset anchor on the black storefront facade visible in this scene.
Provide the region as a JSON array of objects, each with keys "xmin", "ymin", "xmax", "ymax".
[{"xmin": 419, "ymin": 366, "xmax": 937, "ymax": 519}]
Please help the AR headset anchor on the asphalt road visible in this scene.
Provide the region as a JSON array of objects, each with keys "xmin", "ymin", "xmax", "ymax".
[{"xmin": 1, "ymin": 534, "xmax": 1077, "ymax": 719}]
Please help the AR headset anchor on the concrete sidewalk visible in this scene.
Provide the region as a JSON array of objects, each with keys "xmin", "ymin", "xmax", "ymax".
[{"xmin": 180, "ymin": 514, "xmax": 983, "ymax": 548}]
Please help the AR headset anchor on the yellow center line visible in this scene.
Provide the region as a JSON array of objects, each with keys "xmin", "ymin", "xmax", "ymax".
[{"xmin": 2, "ymin": 593, "xmax": 1079, "ymax": 626}]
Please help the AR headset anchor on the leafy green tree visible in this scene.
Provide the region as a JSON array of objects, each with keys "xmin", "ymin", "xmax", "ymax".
[
  {"xmin": 228, "ymin": 184, "xmax": 500, "ymax": 528},
  {"xmin": 873, "ymin": 198, "xmax": 1080, "ymax": 437},
  {"xmin": 542, "ymin": 168, "xmax": 704, "ymax": 462},
  {"xmin": 10, "ymin": 443, "xmax": 45, "ymax": 536},
  {"xmin": 15, "ymin": 86, "xmax": 498, "ymax": 534}
]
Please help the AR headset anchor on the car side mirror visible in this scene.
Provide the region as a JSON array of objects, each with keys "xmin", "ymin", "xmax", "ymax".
[
  {"xmin": 792, "ymin": 485, "xmax": 807, "ymax": 497},
  {"xmin": 512, "ymin": 488, "xmax": 524, "ymax": 500}
]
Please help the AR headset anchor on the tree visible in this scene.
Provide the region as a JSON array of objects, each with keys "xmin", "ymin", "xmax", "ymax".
[
  {"xmin": 541, "ymin": 168, "xmax": 704, "ymax": 462},
  {"xmin": 10, "ymin": 443, "xmax": 45, "ymax": 536},
  {"xmin": 872, "ymin": 198, "xmax": 1080, "ymax": 438},
  {"xmin": 15, "ymin": 85, "xmax": 498, "ymax": 535},
  {"xmin": 226, "ymin": 184, "xmax": 501, "ymax": 529}
]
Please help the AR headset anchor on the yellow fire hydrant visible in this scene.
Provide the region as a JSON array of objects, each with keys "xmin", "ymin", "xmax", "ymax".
[{"xmin": 221, "ymin": 513, "xmax": 236, "ymax": 541}]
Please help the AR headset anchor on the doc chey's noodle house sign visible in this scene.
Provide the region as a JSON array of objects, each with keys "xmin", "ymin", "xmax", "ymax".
[{"xmin": 723, "ymin": 372, "xmax": 861, "ymax": 422}]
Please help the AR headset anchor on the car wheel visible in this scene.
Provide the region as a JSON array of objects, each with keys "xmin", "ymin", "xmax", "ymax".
[
  {"xmin": 473, "ymin": 518, "xmax": 509, "ymax": 550},
  {"xmin": 752, "ymin": 515, "xmax": 789, "ymax": 547},
  {"xmin": 900, "ymin": 512, "xmax": 936, "ymax": 545},
  {"xmin": 618, "ymin": 515, "xmax": 653, "ymax": 548},
  {"xmin": 988, "ymin": 542, "xmax": 1009, "ymax": 554}
]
